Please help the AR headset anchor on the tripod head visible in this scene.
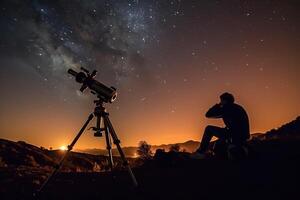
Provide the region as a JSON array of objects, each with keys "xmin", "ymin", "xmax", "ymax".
[
  {"xmin": 68, "ymin": 67, "xmax": 117, "ymax": 103},
  {"xmin": 94, "ymin": 97, "xmax": 105, "ymax": 106},
  {"xmin": 88, "ymin": 97, "xmax": 109, "ymax": 137}
]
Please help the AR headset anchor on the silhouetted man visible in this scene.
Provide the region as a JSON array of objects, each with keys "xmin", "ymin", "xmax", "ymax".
[{"xmin": 191, "ymin": 92, "xmax": 250, "ymax": 159}]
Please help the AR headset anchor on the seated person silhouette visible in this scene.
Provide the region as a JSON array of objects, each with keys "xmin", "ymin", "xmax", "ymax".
[{"xmin": 191, "ymin": 92, "xmax": 250, "ymax": 159}]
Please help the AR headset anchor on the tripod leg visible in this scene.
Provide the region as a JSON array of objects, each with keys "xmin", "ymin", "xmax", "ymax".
[
  {"xmin": 103, "ymin": 115, "xmax": 138, "ymax": 187},
  {"xmin": 104, "ymin": 119, "xmax": 114, "ymax": 170},
  {"xmin": 37, "ymin": 113, "xmax": 94, "ymax": 194}
]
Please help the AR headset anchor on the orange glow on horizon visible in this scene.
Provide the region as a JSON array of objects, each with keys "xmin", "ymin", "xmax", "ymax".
[{"xmin": 59, "ymin": 146, "xmax": 68, "ymax": 151}]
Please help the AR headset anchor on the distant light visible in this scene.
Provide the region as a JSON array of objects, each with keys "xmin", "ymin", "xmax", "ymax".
[
  {"xmin": 133, "ymin": 153, "xmax": 138, "ymax": 158},
  {"xmin": 59, "ymin": 146, "xmax": 67, "ymax": 151}
]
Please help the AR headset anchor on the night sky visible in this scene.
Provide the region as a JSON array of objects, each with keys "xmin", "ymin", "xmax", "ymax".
[{"xmin": 0, "ymin": 0, "xmax": 299, "ymax": 150}]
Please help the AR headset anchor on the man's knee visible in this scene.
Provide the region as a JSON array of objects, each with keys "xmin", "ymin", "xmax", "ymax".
[
  {"xmin": 205, "ymin": 125, "xmax": 217, "ymax": 132},
  {"xmin": 204, "ymin": 125, "xmax": 217, "ymax": 135},
  {"xmin": 204, "ymin": 125, "xmax": 225, "ymax": 138}
]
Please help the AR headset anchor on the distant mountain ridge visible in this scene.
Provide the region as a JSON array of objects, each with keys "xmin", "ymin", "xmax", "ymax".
[
  {"xmin": 76, "ymin": 140, "xmax": 200, "ymax": 157},
  {"xmin": 251, "ymin": 116, "xmax": 300, "ymax": 140}
]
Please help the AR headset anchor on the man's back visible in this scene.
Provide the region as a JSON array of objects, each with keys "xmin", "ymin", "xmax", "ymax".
[
  {"xmin": 206, "ymin": 103, "xmax": 250, "ymax": 143},
  {"xmin": 223, "ymin": 103, "xmax": 250, "ymax": 141}
]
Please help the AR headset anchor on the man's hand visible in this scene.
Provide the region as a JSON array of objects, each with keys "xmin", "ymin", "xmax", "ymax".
[
  {"xmin": 214, "ymin": 103, "xmax": 223, "ymax": 108},
  {"xmin": 205, "ymin": 103, "xmax": 223, "ymax": 118}
]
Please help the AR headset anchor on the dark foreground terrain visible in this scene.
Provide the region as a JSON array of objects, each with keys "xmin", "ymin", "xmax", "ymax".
[
  {"xmin": 1, "ymin": 116, "xmax": 300, "ymax": 200},
  {"xmin": 1, "ymin": 150, "xmax": 299, "ymax": 200},
  {"xmin": 1, "ymin": 138, "xmax": 300, "ymax": 200}
]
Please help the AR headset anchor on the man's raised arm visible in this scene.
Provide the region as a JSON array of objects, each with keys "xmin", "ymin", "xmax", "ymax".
[{"xmin": 205, "ymin": 104, "xmax": 223, "ymax": 118}]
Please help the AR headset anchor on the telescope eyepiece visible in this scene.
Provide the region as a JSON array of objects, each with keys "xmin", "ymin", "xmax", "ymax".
[{"xmin": 68, "ymin": 69, "xmax": 78, "ymax": 77}]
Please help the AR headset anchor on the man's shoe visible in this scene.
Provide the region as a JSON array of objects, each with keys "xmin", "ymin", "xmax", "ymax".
[{"xmin": 190, "ymin": 152, "xmax": 206, "ymax": 159}]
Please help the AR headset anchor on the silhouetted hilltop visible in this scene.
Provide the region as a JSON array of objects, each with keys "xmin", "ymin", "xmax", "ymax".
[
  {"xmin": 0, "ymin": 139, "xmax": 54, "ymax": 168},
  {"xmin": 265, "ymin": 116, "xmax": 300, "ymax": 138},
  {"xmin": 251, "ymin": 116, "xmax": 300, "ymax": 140},
  {"xmin": 0, "ymin": 139, "xmax": 131, "ymax": 172}
]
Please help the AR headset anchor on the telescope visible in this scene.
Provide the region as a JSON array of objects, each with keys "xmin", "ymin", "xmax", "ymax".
[
  {"xmin": 68, "ymin": 67, "xmax": 117, "ymax": 103},
  {"xmin": 37, "ymin": 67, "xmax": 137, "ymax": 196}
]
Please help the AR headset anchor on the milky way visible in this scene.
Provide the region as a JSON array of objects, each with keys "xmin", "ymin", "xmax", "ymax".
[{"xmin": 1, "ymin": 0, "xmax": 161, "ymax": 91}]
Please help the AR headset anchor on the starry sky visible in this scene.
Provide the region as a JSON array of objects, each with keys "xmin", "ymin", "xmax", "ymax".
[{"xmin": 0, "ymin": 0, "xmax": 299, "ymax": 149}]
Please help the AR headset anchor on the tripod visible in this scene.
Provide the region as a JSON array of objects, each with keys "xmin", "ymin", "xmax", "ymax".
[{"xmin": 37, "ymin": 97, "xmax": 138, "ymax": 194}]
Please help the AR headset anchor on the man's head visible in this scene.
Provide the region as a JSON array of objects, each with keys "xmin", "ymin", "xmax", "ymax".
[{"xmin": 220, "ymin": 92, "xmax": 235, "ymax": 105}]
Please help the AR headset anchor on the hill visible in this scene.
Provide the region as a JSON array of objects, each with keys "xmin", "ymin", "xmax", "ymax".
[
  {"xmin": 0, "ymin": 139, "xmax": 133, "ymax": 173},
  {"xmin": 263, "ymin": 116, "xmax": 300, "ymax": 139}
]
